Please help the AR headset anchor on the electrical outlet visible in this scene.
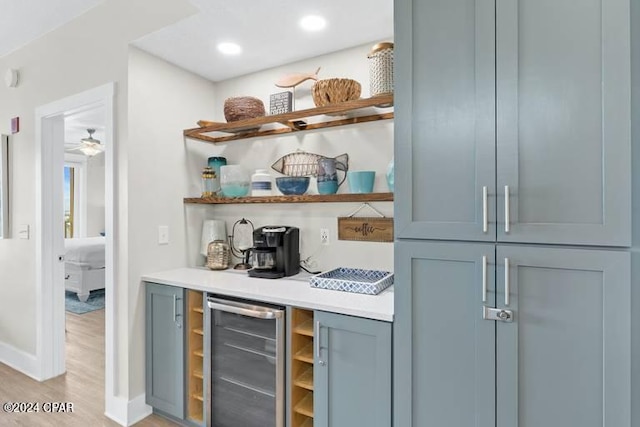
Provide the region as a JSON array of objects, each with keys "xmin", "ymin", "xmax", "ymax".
[
  {"xmin": 320, "ymin": 228, "xmax": 330, "ymax": 245},
  {"xmin": 158, "ymin": 226, "xmax": 169, "ymax": 245}
]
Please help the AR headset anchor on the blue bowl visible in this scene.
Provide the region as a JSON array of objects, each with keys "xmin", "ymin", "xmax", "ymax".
[{"xmin": 276, "ymin": 177, "xmax": 310, "ymax": 195}]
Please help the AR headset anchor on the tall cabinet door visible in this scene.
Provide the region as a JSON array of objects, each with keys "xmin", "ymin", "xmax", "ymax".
[
  {"xmin": 145, "ymin": 282, "xmax": 185, "ymax": 419},
  {"xmin": 314, "ymin": 311, "xmax": 392, "ymax": 427},
  {"xmin": 394, "ymin": 0, "xmax": 496, "ymax": 241},
  {"xmin": 394, "ymin": 241, "xmax": 495, "ymax": 427},
  {"xmin": 496, "ymin": 0, "xmax": 631, "ymax": 246},
  {"xmin": 495, "ymin": 246, "xmax": 631, "ymax": 427}
]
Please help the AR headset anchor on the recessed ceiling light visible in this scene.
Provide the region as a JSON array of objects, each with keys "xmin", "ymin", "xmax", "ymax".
[
  {"xmin": 300, "ymin": 15, "xmax": 327, "ymax": 32},
  {"xmin": 217, "ymin": 42, "xmax": 242, "ymax": 55}
]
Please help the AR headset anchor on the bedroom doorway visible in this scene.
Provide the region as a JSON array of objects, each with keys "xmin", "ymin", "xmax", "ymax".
[{"xmin": 35, "ymin": 83, "xmax": 116, "ymax": 411}]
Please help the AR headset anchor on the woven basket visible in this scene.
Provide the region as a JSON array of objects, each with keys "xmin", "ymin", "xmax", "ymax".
[
  {"xmin": 223, "ymin": 96, "xmax": 265, "ymax": 122},
  {"xmin": 311, "ymin": 78, "xmax": 361, "ymax": 107}
]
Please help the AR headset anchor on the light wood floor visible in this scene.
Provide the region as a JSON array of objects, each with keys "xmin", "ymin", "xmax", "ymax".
[{"xmin": 0, "ymin": 309, "xmax": 179, "ymax": 427}]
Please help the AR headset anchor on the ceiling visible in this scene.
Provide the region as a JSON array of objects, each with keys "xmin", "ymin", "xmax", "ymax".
[
  {"xmin": 2, "ymin": 0, "xmax": 392, "ymax": 147},
  {"xmin": 0, "ymin": 0, "xmax": 104, "ymax": 57},
  {"xmin": 132, "ymin": 0, "xmax": 394, "ymax": 82}
]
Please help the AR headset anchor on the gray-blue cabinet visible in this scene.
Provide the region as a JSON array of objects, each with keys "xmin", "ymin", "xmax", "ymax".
[
  {"xmin": 394, "ymin": 241, "xmax": 631, "ymax": 427},
  {"xmin": 495, "ymin": 245, "xmax": 631, "ymax": 427},
  {"xmin": 395, "ymin": 0, "xmax": 631, "ymax": 247},
  {"xmin": 145, "ymin": 282, "xmax": 185, "ymax": 420},
  {"xmin": 394, "ymin": 241, "xmax": 496, "ymax": 427},
  {"xmin": 314, "ymin": 311, "xmax": 392, "ymax": 427}
]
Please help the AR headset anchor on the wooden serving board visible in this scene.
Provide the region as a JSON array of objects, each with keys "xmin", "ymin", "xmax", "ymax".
[{"xmin": 337, "ymin": 217, "xmax": 393, "ymax": 242}]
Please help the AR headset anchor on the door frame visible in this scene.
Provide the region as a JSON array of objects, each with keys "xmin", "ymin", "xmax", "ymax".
[{"xmin": 35, "ymin": 82, "xmax": 116, "ymax": 406}]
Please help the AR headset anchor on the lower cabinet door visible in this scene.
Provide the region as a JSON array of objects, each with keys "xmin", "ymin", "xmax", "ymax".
[
  {"xmin": 496, "ymin": 245, "xmax": 631, "ymax": 427},
  {"xmin": 394, "ymin": 240, "xmax": 496, "ymax": 427},
  {"xmin": 145, "ymin": 282, "xmax": 185, "ymax": 419},
  {"xmin": 314, "ymin": 311, "xmax": 392, "ymax": 427}
]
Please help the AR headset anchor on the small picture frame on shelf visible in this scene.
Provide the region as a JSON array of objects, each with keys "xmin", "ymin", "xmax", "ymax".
[{"xmin": 269, "ymin": 91, "xmax": 293, "ymax": 115}]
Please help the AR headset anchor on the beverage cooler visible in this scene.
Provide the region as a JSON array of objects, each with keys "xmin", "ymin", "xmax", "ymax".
[{"xmin": 206, "ymin": 295, "xmax": 285, "ymax": 427}]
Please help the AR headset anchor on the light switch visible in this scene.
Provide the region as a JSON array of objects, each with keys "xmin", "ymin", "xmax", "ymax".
[{"xmin": 158, "ymin": 226, "xmax": 169, "ymax": 245}]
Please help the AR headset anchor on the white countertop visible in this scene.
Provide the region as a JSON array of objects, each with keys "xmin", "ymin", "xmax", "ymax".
[{"xmin": 142, "ymin": 267, "xmax": 394, "ymax": 322}]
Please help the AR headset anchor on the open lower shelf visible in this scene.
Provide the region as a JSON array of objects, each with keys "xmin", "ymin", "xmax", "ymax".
[
  {"xmin": 293, "ymin": 319, "xmax": 314, "ymax": 337},
  {"xmin": 294, "ymin": 367, "xmax": 314, "ymax": 391},
  {"xmin": 184, "ymin": 192, "xmax": 393, "ymax": 205},
  {"xmin": 294, "ymin": 343, "xmax": 314, "ymax": 364},
  {"xmin": 294, "ymin": 392, "xmax": 314, "ymax": 418},
  {"xmin": 184, "ymin": 95, "xmax": 393, "ymax": 144}
]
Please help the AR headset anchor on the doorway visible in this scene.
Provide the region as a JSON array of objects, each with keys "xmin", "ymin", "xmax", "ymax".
[{"xmin": 35, "ymin": 83, "xmax": 116, "ymax": 409}]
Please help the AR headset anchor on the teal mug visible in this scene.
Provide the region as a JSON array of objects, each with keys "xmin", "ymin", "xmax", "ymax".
[{"xmin": 347, "ymin": 171, "xmax": 376, "ymax": 193}]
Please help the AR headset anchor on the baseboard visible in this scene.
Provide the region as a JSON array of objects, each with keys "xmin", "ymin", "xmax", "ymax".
[
  {"xmin": 127, "ymin": 393, "xmax": 153, "ymax": 425},
  {"xmin": 0, "ymin": 340, "xmax": 40, "ymax": 381},
  {"xmin": 105, "ymin": 393, "xmax": 152, "ymax": 426}
]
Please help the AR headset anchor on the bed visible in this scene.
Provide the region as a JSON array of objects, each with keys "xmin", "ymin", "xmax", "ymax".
[{"xmin": 65, "ymin": 237, "xmax": 106, "ymax": 302}]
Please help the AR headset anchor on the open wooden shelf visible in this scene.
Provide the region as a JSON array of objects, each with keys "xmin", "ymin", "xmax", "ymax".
[
  {"xmin": 184, "ymin": 192, "xmax": 393, "ymax": 205},
  {"xmin": 291, "ymin": 308, "xmax": 315, "ymax": 427},
  {"xmin": 294, "ymin": 366, "xmax": 314, "ymax": 391},
  {"xmin": 186, "ymin": 291, "xmax": 205, "ymax": 425},
  {"xmin": 294, "ymin": 343, "xmax": 314, "ymax": 364},
  {"xmin": 184, "ymin": 95, "xmax": 393, "ymax": 144},
  {"xmin": 293, "ymin": 319, "xmax": 314, "ymax": 337},
  {"xmin": 294, "ymin": 392, "xmax": 314, "ymax": 418}
]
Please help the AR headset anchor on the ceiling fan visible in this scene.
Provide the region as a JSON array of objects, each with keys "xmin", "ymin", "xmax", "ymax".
[{"xmin": 68, "ymin": 128, "xmax": 104, "ymax": 156}]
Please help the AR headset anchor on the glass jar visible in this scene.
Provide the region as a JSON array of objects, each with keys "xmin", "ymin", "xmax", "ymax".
[
  {"xmin": 207, "ymin": 156, "xmax": 227, "ymax": 194},
  {"xmin": 220, "ymin": 165, "xmax": 250, "ymax": 197},
  {"xmin": 201, "ymin": 166, "xmax": 216, "ymax": 197},
  {"xmin": 206, "ymin": 240, "xmax": 230, "ymax": 270}
]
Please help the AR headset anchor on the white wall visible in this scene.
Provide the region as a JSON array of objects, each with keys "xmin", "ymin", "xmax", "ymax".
[
  {"xmin": 127, "ymin": 47, "xmax": 216, "ymax": 395},
  {"xmin": 86, "ymin": 154, "xmax": 105, "ymax": 236},
  {"xmin": 0, "ymin": 0, "xmax": 197, "ymax": 402},
  {"xmin": 185, "ymin": 42, "xmax": 395, "ymax": 273}
]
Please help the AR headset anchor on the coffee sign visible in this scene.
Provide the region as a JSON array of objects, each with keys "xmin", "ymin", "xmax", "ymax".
[
  {"xmin": 337, "ymin": 217, "xmax": 394, "ymax": 242},
  {"xmin": 269, "ymin": 91, "xmax": 293, "ymax": 115}
]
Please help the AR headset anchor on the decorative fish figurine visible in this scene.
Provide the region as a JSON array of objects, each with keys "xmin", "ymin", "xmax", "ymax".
[
  {"xmin": 275, "ymin": 67, "xmax": 321, "ymax": 88},
  {"xmin": 271, "ymin": 150, "xmax": 349, "ymax": 177}
]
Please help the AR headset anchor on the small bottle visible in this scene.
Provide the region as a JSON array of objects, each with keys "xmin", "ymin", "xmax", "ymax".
[
  {"xmin": 251, "ymin": 169, "xmax": 273, "ymax": 196},
  {"xmin": 201, "ymin": 167, "xmax": 216, "ymax": 197}
]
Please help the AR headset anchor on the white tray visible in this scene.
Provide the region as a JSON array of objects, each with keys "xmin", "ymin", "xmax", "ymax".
[{"xmin": 309, "ymin": 267, "xmax": 394, "ymax": 295}]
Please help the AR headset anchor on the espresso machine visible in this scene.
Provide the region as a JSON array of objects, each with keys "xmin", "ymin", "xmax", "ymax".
[{"xmin": 248, "ymin": 226, "xmax": 300, "ymax": 279}]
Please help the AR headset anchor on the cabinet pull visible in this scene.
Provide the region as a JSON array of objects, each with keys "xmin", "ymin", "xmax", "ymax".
[
  {"xmin": 173, "ymin": 295, "xmax": 182, "ymax": 323},
  {"xmin": 504, "ymin": 185, "xmax": 510, "ymax": 233},
  {"xmin": 315, "ymin": 320, "xmax": 325, "ymax": 366},
  {"xmin": 482, "ymin": 186, "xmax": 488, "ymax": 233},
  {"xmin": 504, "ymin": 258, "xmax": 510, "ymax": 306},
  {"xmin": 482, "ymin": 255, "xmax": 487, "ymax": 303},
  {"xmin": 173, "ymin": 295, "xmax": 177, "ymax": 322}
]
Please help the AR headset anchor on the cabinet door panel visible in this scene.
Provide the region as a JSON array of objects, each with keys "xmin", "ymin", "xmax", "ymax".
[
  {"xmin": 496, "ymin": 246, "xmax": 630, "ymax": 427},
  {"xmin": 145, "ymin": 283, "xmax": 185, "ymax": 419},
  {"xmin": 395, "ymin": 0, "xmax": 496, "ymax": 241},
  {"xmin": 496, "ymin": 0, "xmax": 631, "ymax": 245},
  {"xmin": 394, "ymin": 241, "xmax": 495, "ymax": 427},
  {"xmin": 314, "ymin": 311, "xmax": 391, "ymax": 427}
]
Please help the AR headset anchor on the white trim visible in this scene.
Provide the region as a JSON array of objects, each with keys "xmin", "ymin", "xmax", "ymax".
[
  {"xmin": 105, "ymin": 394, "xmax": 152, "ymax": 427},
  {"xmin": 35, "ymin": 83, "xmax": 118, "ymax": 416},
  {"xmin": 0, "ymin": 341, "xmax": 40, "ymax": 381}
]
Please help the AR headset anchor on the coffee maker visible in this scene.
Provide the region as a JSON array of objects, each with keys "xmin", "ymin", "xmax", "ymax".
[{"xmin": 248, "ymin": 226, "xmax": 300, "ymax": 279}]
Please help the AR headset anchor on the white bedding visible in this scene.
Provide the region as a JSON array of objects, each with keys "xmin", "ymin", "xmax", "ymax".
[{"xmin": 64, "ymin": 237, "xmax": 106, "ymax": 268}]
